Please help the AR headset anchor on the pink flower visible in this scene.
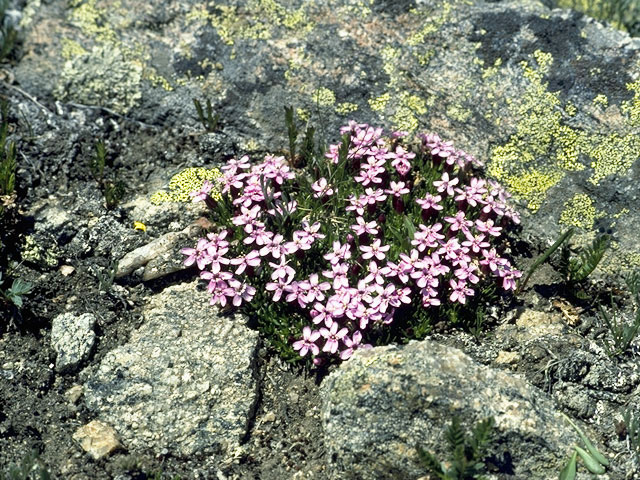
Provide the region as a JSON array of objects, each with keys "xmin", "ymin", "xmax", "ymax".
[
  {"xmin": 269, "ymin": 257, "xmax": 295, "ymax": 282},
  {"xmin": 181, "ymin": 238, "xmax": 212, "ymax": 270},
  {"xmin": 284, "ymin": 281, "xmax": 308, "ymax": 308},
  {"xmin": 265, "ymin": 277, "xmax": 291, "ymax": 302},
  {"xmin": 293, "ymin": 326, "xmax": 321, "ymax": 357},
  {"xmin": 312, "ymin": 177, "xmax": 335, "ymax": 198},
  {"xmin": 416, "ymin": 193, "xmax": 443, "ymax": 212},
  {"xmin": 260, "ymin": 234, "xmax": 286, "ymax": 259},
  {"xmin": 360, "ymin": 239, "xmax": 390, "ymax": 261},
  {"xmin": 444, "ymin": 211, "xmax": 473, "ymax": 233},
  {"xmin": 363, "ymin": 261, "xmax": 385, "ymax": 285},
  {"xmin": 351, "ymin": 217, "xmax": 379, "ymax": 236},
  {"xmin": 461, "ymin": 231, "xmax": 490, "ymax": 253},
  {"xmin": 189, "ymin": 180, "xmax": 215, "ymax": 203},
  {"xmin": 229, "ymin": 250, "xmax": 261, "ymax": 274},
  {"xmin": 346, "ymin": 194, "xmax": 367, "ymax": 216},
  {"xmin": 227, "ymin": 280, "xmax": 256, "ymax": 306},
  {"xmin": 320, "ymin": 322, "xmax": 349, "ymax": 354},
  {"xmin": 222, "ymin": 155, "xmax": 251, "ymax": 172},
  {"xmin": 299, "ymin": 273, "xmax": 331, "ymax": 303},
  {"xmin": 340, "ymin": 330, "xmax": 371, "ymax": 360},
  {"xmin": 412, "ymin": 223, "xmax": 444, "ymax": 251},
  {"xmin": 324, "ymin": 241, "xmax": 352, "ymax": 265},
  {"xmin": 449, "ymin": 279, "xmax": 474, "ymax": 304},
  {"xmin": 475, "ymin": 219, "xmax": 502, "ymax": 237},
  {"xmin": 386, "ymin": 146, "xmax": 415, "ymax": 176},
  {"xmin": 433, "ymin": 172, "xmax": 459, "ymax": 196},
  {"xmin": 385, "ymin": 181, "xmax": 410, "ymax": 197}
]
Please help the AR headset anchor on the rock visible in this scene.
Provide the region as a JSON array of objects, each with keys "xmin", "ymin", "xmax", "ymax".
[
  {"xmin": 65, "ymin": 385, "xmax": 84, "ymax": 404},
  {"xmin": 73, "ymin": 420, "xmax": 121, "ymax": 460},
  {"xmin": 82, "ymin": 281, "xmax": 259, "ymax": 458},
  {"xmin": 115, "ymin": 225, "xmax": 200, "ymax": 280},
  {"xmin": 494, "ymin": 350, "xmax": 520, "ymax": 366},
  {"xmin": 51, "ymin": 313, "xmax": 96, "ymax": 373},
  {"xmin": 321, "ymin": 339, "xmax": 589, "ymax": 479}
]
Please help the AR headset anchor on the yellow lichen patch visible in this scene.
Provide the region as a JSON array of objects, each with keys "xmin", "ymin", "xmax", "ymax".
[
  {"xmin": 505, "ymin": 167, "xmax": 563, "ymax": 212},
  {"xmin": 446, "ymin": 104, "xmax": 471, "ymax": 122},
  {"xmin": 62, "ymin": 0, "xmax": 174, "ymax": 106},
  {"xmin": 593, "ymin": 94, "xmax": 608, "ymax": 107},
  {"xmin": 187, "ymin": 0, "xmax": 313, "ymax": 47},
  {"xmin": 335, "ymin": 102, "xmax": 359, "ymax": 115},
  {"xmin": 391, "ymin": 93, "xmax": 427, "ymax": 133},
  {"xmin": 296, "ymin": 108, "xmax": 310, "ymax": 122},
  {"xmin": 564, "ymin": 102, "xmax": 577, "ymax": 116},
  {"xmin": 613, "ymin": 208, "xmax": 629, "ymax": 219},
  {"xmin": 482, "ymin": 58, "xmax": 502, "ymax": 79},
  {"xmin": 68, "ymin": 0, "xmax": 118, "ymax": 44},
  {"xmin": 407, "ymin": 2, "xmax": 452, "ymax": 46},
  {"xmin": 61, "ymin": 38, "xmax": 87, "ymax": 60},
  {"xmin": 334, "ymin": 0, "xmax": 374, "ymax": 18},
  {"xmin": 559, "ymin": 193, "xmax": 597, "ymax": 230},
  {"xmin": 150, "ymin": 167, "xmax": 223, "ymax": 205},
  {"xmin": 622, "ymin": 79, "xmax": 640, "ymax": 127},
  {"xmin": 554, "ymin": 125, "xmax": 586, "ymax": 171},
  {"xmin": 588, "ymin": 133, "xmax": 640, "ymax": 185},
  {"xmin": 369, "ymin": 93, "xmax": 391, "ymax": 112},
  {"xmin": 489, "ymin": 49, "xmax": 640, "ymax": 213},
  {"xmin": 311, "ymin": 87, "xmax": 336, "ymax": 107}
]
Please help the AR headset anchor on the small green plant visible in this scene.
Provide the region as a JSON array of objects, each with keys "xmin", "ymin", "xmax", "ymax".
[
  {"xmin": 89, "ymin": 141, "xmax": 126, "ymax": 209},
  {"xmin": 0, "ymin": 270, "xmax": 32, "ymax": 308},
  {"xmin": 559, "ymin": 413, "xmax": 609, "ymax": 479},
  {"xmin": 284, "ymin": 105, "xmax": 316, "ymax": 167},
  {"xmin": 598, "ymin": 269, "xmax": 640, "ymax": 357},
  {"xmin": 516, "ymin": 229, "xmax": 610, "ymax": 295},
  {"xmin": 417, "ymin": 416, "xmax": 495, "ymax": 480},
  {"xmin": 94, "ymin": 258, "xmax": 119, "ymax": 293},
  {"xmin": 516, "ymin": 228, "xmax": 574, "ymax": 294},
  {"xmin": 179, "ymin": 121, "xmax": 522, "ymax": 363},
  {"xmin": 622, "ymin": 410, "xmax": 640, "ymax": 459},
  {"xmin": 0, "ymin": 100, "xmax": 17, "ymax": 196},
  {"xmin": 1, "ymin": 450, "xmax": 50, "ymax": 480},
  {"xmin": 560, "ymin": 234, "xmax": 610, "ymax": 286},
  {"xmin": 193, "ymin": 98, "xmax": 220, "ymax": 133}
]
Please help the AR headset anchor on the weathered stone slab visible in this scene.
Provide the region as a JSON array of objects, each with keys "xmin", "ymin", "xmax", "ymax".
[
  {"xmin": 321, "ymin": 339, "xmax": 589, "ymax": 479},
  {"xmin": 82, "ymin": 281, "xmax": 259, "ymax": 457}
]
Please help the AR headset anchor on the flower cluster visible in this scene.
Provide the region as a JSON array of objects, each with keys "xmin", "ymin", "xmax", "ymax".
[{"xmin": 181, "ymin": 122, "xmax": 521, "ymax": 362}]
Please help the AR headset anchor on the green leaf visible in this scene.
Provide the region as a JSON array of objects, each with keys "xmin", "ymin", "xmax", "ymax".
[
  {"xmin": 416, "ymin": 445, "xmax": 446, "ymax": 479},
  {"xmin": 445, "ymin": 417, "xmax": 466, "ymax": 452},
  {"xmin": 558, "ymin": 451, "xmax": 577, "ymax": 480},
  {"xmin": 568, "ymin": 234, "xmax": 609, "ymax": 283},
  {"xmin": 574, "ymin": 446, "xmax": 606, "ymax": 474},
  {"xmin": 562, "ymin": 413, "xmax": 609, "ymax": 467}
]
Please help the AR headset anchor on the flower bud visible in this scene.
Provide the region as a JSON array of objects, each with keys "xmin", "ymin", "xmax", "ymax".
[{"xmin": 392, "ymin": 197, "xmax": 404, "ymax": 214}]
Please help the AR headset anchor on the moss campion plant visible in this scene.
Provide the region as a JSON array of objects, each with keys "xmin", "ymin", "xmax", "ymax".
[{"xmin": 180, "ymin": 122, "xmax": 521, "ymax": 363}]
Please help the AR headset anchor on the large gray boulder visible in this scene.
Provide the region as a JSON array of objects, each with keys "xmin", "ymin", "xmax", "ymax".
[
  {"xmin": 321, "ymin": 339, "xmax": 595, "ymax": 479},
  {"xmin": 81, "ymin": 281, "xmax": 259, "ymax": 457}
]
